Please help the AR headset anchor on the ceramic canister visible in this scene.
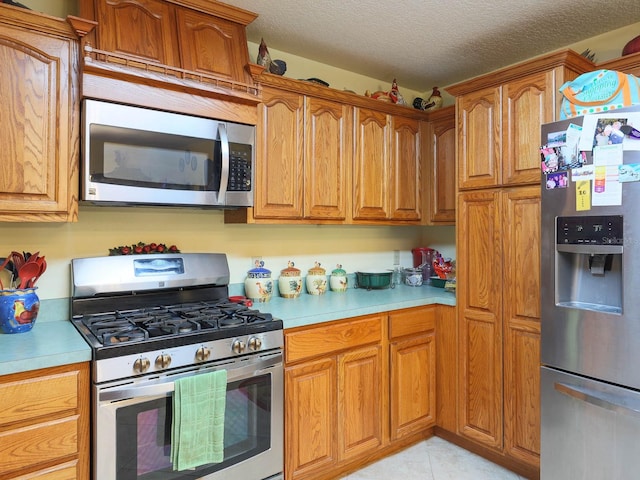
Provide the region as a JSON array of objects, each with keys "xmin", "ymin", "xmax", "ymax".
[
  {"xmin": 305, "ymin": 262, "xmax": 327, "ymax": 295},
  {"xmin": 279, "ymin": 261, "xmax": 302, "ymax": 298},
  {"xmin": 244, "ymin": 260, "xmax": 273, "ymax": 303},
  {"xmin": 330, "ymin": 264, "xmax": 348, "ymax": 292},
  {"xmin": 0, "ymin": 288, "xmax": 39, "ymax": 334}
]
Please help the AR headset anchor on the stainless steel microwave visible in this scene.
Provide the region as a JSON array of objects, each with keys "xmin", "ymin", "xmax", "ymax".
[{"xmin": 81, "ymin": 99, "xmax": 255, "ymax": 208}]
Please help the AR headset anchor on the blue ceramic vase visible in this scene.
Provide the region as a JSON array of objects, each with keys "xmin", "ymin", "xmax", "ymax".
[{"xmin": 0, "ymin": 288, "xmax": 39, "ymax": 333}]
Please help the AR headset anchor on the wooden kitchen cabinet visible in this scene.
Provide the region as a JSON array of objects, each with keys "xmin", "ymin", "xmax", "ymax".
[
  {"xmin": 253, "ymin": 87, "xmax": 305, "ymax": 219},
  {"xmin": 449, "ymin": 50, "xmax": 593, "ymax": 191},
  {"xmin": 250, "ymin": 86, "xmax": 351, "ymax": 221},
  {"xmin": 502, "ymin": 186, "xmax": 541, "ymax": 467},
  {"xmin": 91, "ymin": 0, "xmax": 180, "ymax": 66},
  {"xmin": 456, "ymin": 189, "xmax": 504, "ymax": 449},
  {"xmin": 0, "ymin": 362, "xmax": 90, "ymax": 479},
  {"xmin": 0, "ymin": 6, "xmax": 80, "ymax": 222},
  {"xmin": 284, "ymin": 315, "xmax": 385, "ymax": 480},
  {"xmin": 456, "ymin": 186, "xmax": 541, "ymax": 470},
  {"xmin": 423, "ymin": 106, "xmax": 456, "ymax": 224},
  {"xmin": 81, "ymin": 0, "xmax": 255, "ymax": 84},
  {"xmin": 388, "ymin": 307, "xmax": 436, "ymax": 441},
  {"xmin": 176, "ymin": 7, "xmax": 252, "ymax": 83},
  {"xmin": 352, "ymin": 107, "xmax": 390, "ymax": 220},
  {"xmin": 352, "ymin": 108, "xmax": 421, "ymax": 222},
  {"xmin": 389, "ymin": 115, "xmax": 421, "ymax": 221},
  {"xmin": 226, "ymin": 73, "xmax": 427, "ymax": 225},
  {"xmin": 446, "ymin": 50, "xmax": 593, "ymax": 477}
]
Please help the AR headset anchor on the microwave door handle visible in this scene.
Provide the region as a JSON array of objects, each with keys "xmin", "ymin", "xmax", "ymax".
[{"xmin": 217, "ymin": 123, "xmax": 229, "ymax": 205}]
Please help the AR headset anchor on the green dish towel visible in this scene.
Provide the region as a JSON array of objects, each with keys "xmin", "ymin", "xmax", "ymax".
[{"xmin": 171, "ymin": 369, "xmax": 227, "ymax": 471}]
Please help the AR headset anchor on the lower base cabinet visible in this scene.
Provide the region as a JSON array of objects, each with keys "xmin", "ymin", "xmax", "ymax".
[
  {"xmin": 0, "ymin": 362, "xmax": 90, "ymax": 479},
  {"xmin": 284, "ymin": 306, "xmax": 439, "ymax": 480},
  {"xmin": 389, "ymin": 308, "xmax": 436, "ymax": 440}
]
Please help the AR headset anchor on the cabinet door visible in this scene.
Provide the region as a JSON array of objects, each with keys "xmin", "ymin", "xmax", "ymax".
[
  {"xmin": 338, "ymin": 345, "xmax": 384, "ymax": 461},
  {"xmin": 457, "ymin": 190, "xmax": 503, "ymax": 448},
  {"xmin": 424, "ymin": 106, "xmax": 456, "ymax": 224},
  {"xmin": 175, "ymin": 8, "xmax": 251, "ymax": 83},
  {"xmin": 353, "ymin": 107, "xmax": 390, "ymax": 220},
  {"xmin": 0, "ymin": 13, "xmax": 79, "ymax": 221},
  {"xmin": 389, "ymin": 115, "xmax": 421, "ymax": 221},
  {"xmin": 502, "ymin": 72, "xmax": 554, "ymax": 186},
  {"xmin": 93, "ymin": 0, "xmax": 180, "ymax": 66},
  {"xmin": 285, "ymin": 357, "xmax": 337, "ymax": 480},
  {"xmin": 304, "ymin": 97, "xmax": 351, "ymax": 220},
  {"xmin": 0, "ymin": 363, "xmax": 89, "ymax": 479},
  {"xmin": 254, "ymin": 87, "xmax": 304, "ymax": 219},
  {"xmin": 457, "ymin": 86, "xmax": 501, "ymax": 190},
  {"xmin": 390, "ymin": 333, "xmax": 436, "ymax": 440},
  {"xmin": 502, "ymin": 186, "xmax": 541, "ymax": 467}
]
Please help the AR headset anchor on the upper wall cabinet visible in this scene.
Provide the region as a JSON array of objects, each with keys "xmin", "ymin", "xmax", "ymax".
[
  {"xmin": 0, "ymin": 5, "xmax": 80, "ymax": 222},
  {"xmin": 82, "ymin": 0, "xmax": 255, "ymax": 85},
  {"xmin": 78, "ymin": 0, "xmax": 260, "ymax": 124},
  {"xmin": 226, "ymin": 74, "xmax": 428, "ymax": 225},
  {"xmin": 92, "ymin": 0, "xmax": 180, "ymax": 66},
  {"xmin": 249, "ymin": 86, "xmax": 351, "ymax": 222},
  {"xmin": 423, "ymin": 106, "xmax": 455, "ymax": 224},
  {"xmin": 447, "ymin": 50, "xmax": 594, "ymax": 191}
]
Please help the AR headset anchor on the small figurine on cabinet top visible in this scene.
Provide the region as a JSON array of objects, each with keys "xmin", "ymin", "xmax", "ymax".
[
  {"xmin": 413, "ymin": 86, "xmax": 443, "ymax": 112},
  {"xmin": 365, "ymin": 78, "xmax": 406, "ymax": 105},
  {"xmin": 257, "ymin": 38, "xmax": 287, "ymax": 76}
]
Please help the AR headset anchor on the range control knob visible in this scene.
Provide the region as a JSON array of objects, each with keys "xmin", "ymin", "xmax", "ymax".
[
  {"xmin": 133, "ymin": 357, "xmax": 150, "ymax": 374},
  {"xmin": 231, "ymin": 339, "xmax": 246, "ymax": 354},
  {"xmin": 247, "ymin": 336, "xmax": 262, "ymax": 351},
  {"xmin": 155, "ymin": 353, "xmax": 172, "ymax": 369},
  {"xmin": 195, "ymin": 346, "xmax": 211, "ymax": 362}
]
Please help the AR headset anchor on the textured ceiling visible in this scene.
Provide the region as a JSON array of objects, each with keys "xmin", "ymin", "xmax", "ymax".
[{"xmin": 220, "ymin": 0, "xmax": 640, "ymax": 92}]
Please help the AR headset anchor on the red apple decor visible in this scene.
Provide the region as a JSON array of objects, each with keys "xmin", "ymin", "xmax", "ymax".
[
  {"xmin": 109, "ymin": 242, "xmax": 180, "ymax": 256},
  {"xmin": 622, "ymin": 34, "xmax": 640, "ymax": 56}
]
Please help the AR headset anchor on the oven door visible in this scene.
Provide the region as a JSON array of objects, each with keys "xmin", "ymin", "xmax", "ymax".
[{"xmin": 94, "ymin": 351, "xmax": 283, "ymax": 480}]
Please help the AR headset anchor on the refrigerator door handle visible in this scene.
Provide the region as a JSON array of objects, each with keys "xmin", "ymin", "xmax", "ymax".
[{"xmin": 555, "ymin": 382, "xmax": 640, "ymax": 418}]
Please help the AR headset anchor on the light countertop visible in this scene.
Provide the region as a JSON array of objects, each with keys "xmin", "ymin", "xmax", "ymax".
[{"xmin": 0, "ymin": 284, "xmax": 455, "ymax": 376}]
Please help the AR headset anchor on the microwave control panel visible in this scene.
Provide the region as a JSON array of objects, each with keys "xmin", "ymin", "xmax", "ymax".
[{"xmin": 228, "ymin": 144, "xmax": 252, "ymax": 191}]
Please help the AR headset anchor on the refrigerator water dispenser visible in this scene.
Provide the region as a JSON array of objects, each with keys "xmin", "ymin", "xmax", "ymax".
[{"xmin": 555, "ymin": 215, "xmax": 623, "ymax": 314}]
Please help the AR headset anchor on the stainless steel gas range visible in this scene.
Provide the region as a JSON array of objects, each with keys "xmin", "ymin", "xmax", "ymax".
[{"xmin": 70, "ymin": 253, "xmax": 283, "ymax": 480}]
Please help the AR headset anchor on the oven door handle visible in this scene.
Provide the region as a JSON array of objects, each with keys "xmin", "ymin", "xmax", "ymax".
[{"xmin": 100, "ymin": 355, "xmax": 282, "ymax": 402}]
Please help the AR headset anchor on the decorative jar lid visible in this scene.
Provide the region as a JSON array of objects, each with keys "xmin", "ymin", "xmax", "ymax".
[
  {"xmin": 307, "ymin": 261, "xmax": 325, "ymax": 275},
  {"xmin": 280, "ymin": 260, "xmax": 301, "ymax": 277},
  {"xmin": 247, "ymin": 260, "xmax": 271, "ymax": 278},
  {"xmin": 331, "ymin": 264, "xmax": 346, "ymax": 276}
]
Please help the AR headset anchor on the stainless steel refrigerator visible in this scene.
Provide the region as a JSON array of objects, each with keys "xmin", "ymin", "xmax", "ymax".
[{"xmin": 540, "ymin": 108, "xmax": 640, "ymax": 479}]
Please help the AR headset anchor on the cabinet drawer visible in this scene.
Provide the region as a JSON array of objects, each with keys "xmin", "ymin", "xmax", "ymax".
[
  {"xmin": 285, "ymin": 315, "xmax": 383, "ymax": 364},
  {"xmin": 12, "ymin": 460, "xmax": 78, "ymax": 480},
  {"xmin": 0, "ymin": 371, "xmax": 79, "ymax": 427},
  {"xmin": 0, "ymin": 417, "xmax": 79, "ymax": 474},
  {"xmin": 389, "ymin": 307, "xmax": 436, "ymax": 339}
]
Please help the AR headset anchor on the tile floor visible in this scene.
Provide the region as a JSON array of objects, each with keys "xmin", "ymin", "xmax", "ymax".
[{"xmin": 342, "ymin": 437, "xmax": 528, "ymax": 480}]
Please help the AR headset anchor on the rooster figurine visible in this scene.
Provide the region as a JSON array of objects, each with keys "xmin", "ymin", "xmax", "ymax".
[
  {"xmin": 423, "ymin": 87, "xmax": 443, "ymax": 112},
  {"xmin": 257, "ymin": 38, "xmax": 287, "ymax": 76}
]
